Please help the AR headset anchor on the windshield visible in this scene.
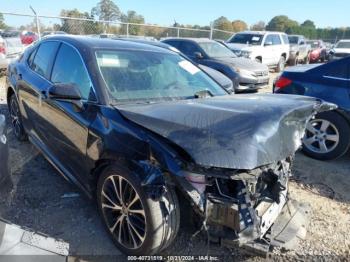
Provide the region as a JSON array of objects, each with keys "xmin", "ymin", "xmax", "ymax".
[
  {"xmin": 228, "ymin": 34, "xmax": 263, "ymax": 45},
  {"xmin": 198, "ymin": 42, "xmax": 236, "ymax": 58},
  {"xmin": 288, "ymin": 36, "xmax": 299, "ymax": 44},
  {"xmin": 96, "ymin": 50, "xmax": 227, "ymax": 103},
  {"xmin": 307, "ymin": 41, "xmax": 320, "ymax": 48},
  {"xmin": 335, "ymin": 41, "xmax": 350, "ymax": 49}
]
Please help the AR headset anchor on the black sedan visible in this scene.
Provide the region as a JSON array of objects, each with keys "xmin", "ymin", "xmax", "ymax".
[
  {"xmin": 274, "ymin": 58, "xmax": 350, "ymax": 160},
  {"xmin": 7, "ymin": 36, "xmax": 332, "ymax": 255},
  {"xmin": 162, "ymin": 38, "xmax": 269, "ymax": 93}
]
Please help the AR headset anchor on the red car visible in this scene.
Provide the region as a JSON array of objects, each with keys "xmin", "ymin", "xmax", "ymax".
[
  {"xmin": 20, "ymin": 31, "xmax": 38, "ymax": 45},
  {"xmin": 307, "ymin": 40, "xmax": 327, "ymax": 63}
]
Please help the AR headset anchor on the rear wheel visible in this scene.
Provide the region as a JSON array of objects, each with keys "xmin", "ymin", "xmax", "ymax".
[
  {"xmin": 97, "ymin": 164, "xmax": 180, "ymax": 255},
  {"xmin": 289, "ymin": 55, "xmax": 298, "ymax": 66},
  {"xmin": 9, "ymin": 94, "xmax": 27, "ymax": 141},
  {"xmin": 303, "ymin": 54, "xmax": 310, "ymax": 64},
  {"xmin": 302, "ymin": 111, "xmax": 350, "ymax": 160}
]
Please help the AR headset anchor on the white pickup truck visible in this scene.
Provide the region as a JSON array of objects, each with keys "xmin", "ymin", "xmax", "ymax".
[
  {"xmin": 0, "ymin": 33, "xmax": 24, "ymax": 70},
  {"xmin": 226, "ymin": 31, "xmax": 290, "ymax": 72}
]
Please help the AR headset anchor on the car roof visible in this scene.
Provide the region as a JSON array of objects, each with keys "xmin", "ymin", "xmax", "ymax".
[
  {"xmin": 163, "ymin": 37, "xmax": 215, "ymax": 43},
  {"xmin": 235, "ymin": 31, "xmax": 286, "ymax": 35},
  {"xmin": 40, "ymin": 35, "xmax": 174, "ymax": 54}
]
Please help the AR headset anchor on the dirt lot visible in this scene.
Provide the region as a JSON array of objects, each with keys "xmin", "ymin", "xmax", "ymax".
[{"xmin": 0, "ymin": 74, "xmax": 349, "ymax": 261}]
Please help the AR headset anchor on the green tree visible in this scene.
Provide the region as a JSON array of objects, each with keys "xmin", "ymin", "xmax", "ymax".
[
  {"xmin": 91, "ymin": 0, "xmax": 121, "ymax": 21},
  {"xmin": 266, "ymin": 15, "xmax": 299, "ymax": 32},
  {"xmin": 213, "ymin": 16, "xmax": 233, "ymax": 31},
  {"xmin": 0, "ymin": 13, "xmax": 7, "ymax": 29},
  {"xmin": 250, "ymin": 21, "xmax": 266, "ymax": 31},
  {"xmin": 120, "ymin": 10, "xmax": 145, "ymax": 35},
  {"xmin": 231, "ymin": 20, "xmax": 247, "ymax": 32},
  {"xmin": 301, "ymin": 20, "xmax": 316, "ymax": 29},
  {"xmin": 60, "ymin": 9, "xmax": 103, "ymax": 35}
]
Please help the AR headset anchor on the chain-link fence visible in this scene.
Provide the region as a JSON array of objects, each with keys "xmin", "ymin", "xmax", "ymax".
[{"xmin": 0, "ymin": 12, "xmax": 234, "ymax": 41}]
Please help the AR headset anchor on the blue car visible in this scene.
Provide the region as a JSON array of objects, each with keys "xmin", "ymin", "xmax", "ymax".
[{"xmin": 274, "ymin": 58, "xmax": 350, "ymax": 160}]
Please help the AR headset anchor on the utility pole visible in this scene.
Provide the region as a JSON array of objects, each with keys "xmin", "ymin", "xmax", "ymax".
[{"xmin": 30, "ymin": 6, "xmax": 41, "ymax": 39}]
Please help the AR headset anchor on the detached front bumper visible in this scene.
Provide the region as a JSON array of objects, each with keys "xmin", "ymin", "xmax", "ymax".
[{"xmin": 178, "ymin": 159, "xmax": 311, "ymax": 257}]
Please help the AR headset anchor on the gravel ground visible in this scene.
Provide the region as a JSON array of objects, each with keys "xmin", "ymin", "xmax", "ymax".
[{"xmin": 0, "ymin": 73, "xmax": 349, "ymax": 261}]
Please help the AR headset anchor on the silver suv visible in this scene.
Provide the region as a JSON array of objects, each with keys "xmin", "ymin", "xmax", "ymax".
[{"xmin": 226, "ymin": 31, "xmax": 290, "ymax": 72}]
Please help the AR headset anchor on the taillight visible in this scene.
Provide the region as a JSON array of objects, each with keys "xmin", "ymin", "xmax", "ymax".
[
  {"xmin": 0, "ymin": 42, "xmax": 5, "ymax": 55},
  {"xmin": 274, "ymin": 76, "xmax": 292, "ymax": 91}
]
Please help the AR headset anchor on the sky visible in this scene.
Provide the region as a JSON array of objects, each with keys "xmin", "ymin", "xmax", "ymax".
[{"xmin": 1, "ymin": 0, "xmax": 349, "ymax": 29}]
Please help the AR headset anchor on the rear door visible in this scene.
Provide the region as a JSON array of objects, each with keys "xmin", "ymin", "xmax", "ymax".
[
  {"xmin": 262, "ymin": 34, "xmax": 275, "ymax": 65},
  {"xmin": 41, "ymin": 42, "xmax": 97, "ymax": 183}
]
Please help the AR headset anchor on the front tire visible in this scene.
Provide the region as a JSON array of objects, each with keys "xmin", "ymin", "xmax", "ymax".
[
  {"xmin": 302, "ymin": 111, "xmax": 350, "ymax": 160},
  {"xmin": 9, "ymin": 94, "xmax": 27, "ymax": 141},
  {"xmin": 97, "ymin": 164, "xmax": 180, "ymax": 255}
]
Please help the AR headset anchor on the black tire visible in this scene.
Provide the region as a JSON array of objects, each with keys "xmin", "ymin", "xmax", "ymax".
[
  {"xmin": 255, "ymin": 57, "xmax": 262, "ymax": 63},
  {"xmin": 288, "ymin": 55, "xmax": 298, "ymax": 66},
  {"xmin": 97, "ymin": 164, "xmax": 180, "ymax": 255},
  {"xmin": 9, "ymin": 94, "xmax": 27, "ymax": 141},
  {"xmin": 275, "ymin": 56, "xmax": 286, "ymax": 72},
  {"xmin": 302, "ymin": 111, "xmax": 350, "ymax": 160}
]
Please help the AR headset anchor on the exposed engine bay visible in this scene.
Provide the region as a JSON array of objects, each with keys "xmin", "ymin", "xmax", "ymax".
[{"xmin": 174, "ymin": 157, "xmax": 310, "ymax": 256}]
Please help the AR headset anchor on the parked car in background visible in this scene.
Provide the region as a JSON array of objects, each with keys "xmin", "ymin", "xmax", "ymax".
[
  {"xmin": 307, "ymin": 40, "xmax": 327, "ymax": 63},
  {"xmin": 225, "ymin": 31, "xmax": 290, "ymax": 72},
  {"xmin": 115, "ymin": 38, "xmax": 237, "ymax": 93},
  {"xmin": 274, "ymin": 58, "xmax": 350, "ymax": 160},
  {"xmin": 328, "ymin": 40, "xmax": 350, "ymax": 60},
  {"xmin": 20, "ymin": 31, "xmax": 38, "ymax": 45},
  {"xmin": 324, "ymin": 42, "xmax": 333, "ymax": 60},
  {"xmin": 0, "ymin": 115, "xmax": 10, "ymax": 188},
  {"xmin": 7, "ymin": 35, "xmax": 330, "ymax": 256},
  {"xmin": 288, "ymin": 35, "xmax": 311, "ymax": 65},
  {"xmin": 162, "ymin": 38, "xmax": 269, "ymax": 92},
  {"xmin": 0, "ymin": 34, "xmax": 24, "ymax": 70}
]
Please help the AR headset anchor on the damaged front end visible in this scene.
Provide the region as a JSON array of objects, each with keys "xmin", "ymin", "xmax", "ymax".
[
  {"xmin": 117, "ymin": 94, "xmax": 335, "ymax": 256},
  {"xmin": 176, "ymin": 157, "xmax": 310, "ymax": 256}
]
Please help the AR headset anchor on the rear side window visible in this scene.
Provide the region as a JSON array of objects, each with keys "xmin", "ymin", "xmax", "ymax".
[
  {"xmin": 27, "ymin": 48, "xmax": 37, "ymax": 66},
  {"xmin": 51, "ymin": 43, "xmax": 95, "ymax": 101},
  {"xmin": 178, "ymin": 42, "xmax": 201, "ymax": 57},
  {"xmin": 31, "ymin": 41, "xmax": 59, "ymax": 79},
  {"xmin": 164, "ymin": 40, "xmax": 182, "ymax": 49}
]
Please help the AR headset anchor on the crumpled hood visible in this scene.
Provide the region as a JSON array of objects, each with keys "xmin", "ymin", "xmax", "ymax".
[
  {"xmin": 216, "ymin": 57, "xmax": 268, "ymax": 72},
  {"xmin": 117, "ymin": 94, "xmax": 335, "ymax": 170}
]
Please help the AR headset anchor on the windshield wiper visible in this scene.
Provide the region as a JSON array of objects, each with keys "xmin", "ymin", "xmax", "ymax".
[{"xmin": 194, "ymin": 90, "xmax": 214, "ymax": 98}]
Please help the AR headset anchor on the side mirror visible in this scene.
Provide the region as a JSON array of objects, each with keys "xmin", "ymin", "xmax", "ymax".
[
  {"xmin": 48, "ymin": 83, "xmax": 84, "ymax": 110},
  {"xmin": 194, "ymin": 52, "xmax": 203, "ymax": 59},
  {"xmin": 264, "ymin": 41, "xmax": 272, "ymax": 46}
]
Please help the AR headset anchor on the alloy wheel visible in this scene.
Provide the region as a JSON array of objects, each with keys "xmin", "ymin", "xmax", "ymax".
[
  {"xmin": 10, "ymin": 98, "xmax": 22, "ymax": 138},
  {"xmin": 101, "ymin": 175, "xmax": 146, "ymax": 249},
  {"xmin": 303, "ymin": 119, "xmax": 339, "ymax": 154}
]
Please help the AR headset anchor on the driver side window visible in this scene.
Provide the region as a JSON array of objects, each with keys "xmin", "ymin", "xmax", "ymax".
[{"xmin": 51, "ymin": 43, "xmax": 95, "ymax": 101}]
